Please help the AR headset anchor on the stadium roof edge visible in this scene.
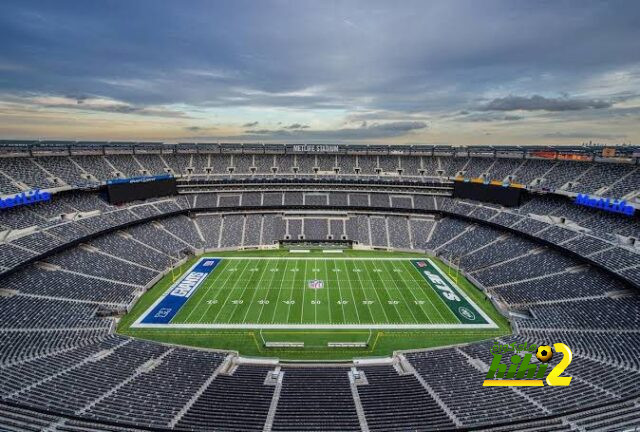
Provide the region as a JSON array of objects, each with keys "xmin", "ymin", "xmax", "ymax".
[{"xmin": 0, "ymin": 140, "xmax": 637, "ymax": 158}]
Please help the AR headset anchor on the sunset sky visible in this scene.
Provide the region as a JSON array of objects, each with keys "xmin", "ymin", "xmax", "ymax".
[{"xmin": 1, "ymin": 0, "xmax": 639, "ymax": 145}]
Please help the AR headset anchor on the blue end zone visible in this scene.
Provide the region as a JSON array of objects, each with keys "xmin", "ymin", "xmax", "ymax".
[{"xmin": 140, "ymin": 258, "xmax": 221, "ymax": 324}]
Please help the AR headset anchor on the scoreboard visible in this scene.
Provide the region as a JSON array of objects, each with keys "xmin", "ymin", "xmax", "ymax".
[
  {"xmin": 106, "ymin": 174, "xmax": 177, "ymax": 204},
  {"xmin": 453, "ymin": 180, "xmax": 524, "ymax": 207}
]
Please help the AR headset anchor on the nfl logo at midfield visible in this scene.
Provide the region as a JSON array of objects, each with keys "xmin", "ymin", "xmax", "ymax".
[{"xmin": 308, "ymin": 279, "xmax": 324, "ymax": 289}]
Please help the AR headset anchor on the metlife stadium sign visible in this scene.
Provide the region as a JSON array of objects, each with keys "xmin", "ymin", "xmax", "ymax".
[
  {"xmin": 0, "ymin": 189, "xmax": 51, "ymax": 210},
  {"xmin": 575, "ymin": 194, "xmax": 635, "ymax": 216},
  {"xmin": 292, "ymin": 144, "xmax": 339, "ymax": 153}
]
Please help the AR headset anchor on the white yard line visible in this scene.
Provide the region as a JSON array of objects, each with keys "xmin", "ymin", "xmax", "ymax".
[
  {"xmin": 313, "ymin": 258, "xmax": 318, "ymax": 324},
  {"xmin": 360, "ymin": 260, "xmax": 392, "ymax": 323},
  {"xmin": 380, "ymin": 260, "xmax": 422, "ymax": 324},
  {"xmin": 208, "ymin": 260, "xmax": 252, "ymax": 324},
  {"xmin": 347, "ymin": 259, "xmax": 372, "ymax": 322},
  {"xmin": 300, "ymin": 259, "xmax": 307, "ymax": 324},
  {"xmin": 269, "ymin": 260, "xmax": 290, "ymax": 324},
  {"xmin": 340, "ymin": 260, "xmax": 362, "ymax": 325},
  {"xmin": 255, "ymin": 259, "xmax": 284, "ymax": 324},
  {"xmin": 366, "ymin": 260, "xmax": 403, "ymax": 322},
  {"xmin": 401, "ymin": 260, "xmax": 450, "ymax": 323},
  {"xmin": 186, "ymin": 261, "xmax": 236, "ymax": 322},
  {"xmin": 183, "ymin": 260, "xmax": 236, "ymax": 323},
  {"xmin": 351, "ymin": 259, "xmax": 379, "ymax": 324},
  {"xmin": 223, "ymin": 260, "xmax": 256, "ymax": 323},
  {"xmin": 241, "ymin": 259, "xmax": 271, "ymax": 323},
  {"xmin": 385, "ymin": 263, "xmax": 420, "ymax": 323},
  {"xmin": 285, "ymin": 260, "xmax": 301, "ymax": 323},
  {"xmin": 323, "ymin": 258, "xmax": 333, "ymax": 324},
  {"xmin": 333, "ymin": 260, "xmax": 348, "ymax": 323}
]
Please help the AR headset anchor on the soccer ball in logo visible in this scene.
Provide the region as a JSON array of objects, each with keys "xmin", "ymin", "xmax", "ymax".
[{"xmin": 536, "ymin": 345, "xmax": 553, "ymax": 362}]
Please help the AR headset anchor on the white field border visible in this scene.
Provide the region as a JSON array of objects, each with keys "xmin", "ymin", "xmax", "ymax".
[
  {"xmin": 131, "ymin": 256, "xmax": 499, "ymax": 330},
  {"xmin": 131, "ymin": 323, "xmax": 498, "ymax": 329}
]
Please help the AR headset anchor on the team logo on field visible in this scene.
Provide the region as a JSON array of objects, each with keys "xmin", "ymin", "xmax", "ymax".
[
  {"xmin": 308, "ymin": 279, "xmax": 324, "ymax": 289},
  {"xmin": 154, "ymin": 308, "xmax": 171, "ymax": 318},
  {"xmin": 458, "ymin": 306, "xmax": 476, "ymax": 321},
  {"xmin": 203, "ymin": 260, "xmax": 215, "ymax": 266},
  {"xmin": 416, "ymin": 261, "xmax": 427, "ymax": 268}
]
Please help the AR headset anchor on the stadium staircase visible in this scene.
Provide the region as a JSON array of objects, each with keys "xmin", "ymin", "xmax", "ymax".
[
  {"xmin": 75, "ymin": 348, "xmax": 175, "ymax": 416},
  {"xmin": 396, "ymin": 354, "xmax": 463, "ymax": 427},
  {"xmin": 168, "ymin": 353, "xmax": 235, "ymax": 428},
  {"xmin": 262, "ymin": 367, "xmax": 284, "ymax": 432},
  {"xmin": 5, "ymin": 339, "xmax": 132, "ymax": 400},
  {"xmin": 348, "ymin": 368, "xmax": 370, "ymax": 432}
]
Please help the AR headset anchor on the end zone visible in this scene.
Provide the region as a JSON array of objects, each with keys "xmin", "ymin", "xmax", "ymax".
[
  {"xmin": 133, "ymin": 257, "xmax": 221, "ymax": 326},
  {"xmin": 414, "ymin": 258, "xmax": 496, "ymax": 327}
]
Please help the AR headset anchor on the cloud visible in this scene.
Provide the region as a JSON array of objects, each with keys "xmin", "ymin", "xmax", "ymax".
[
  {"xmin": 364, "ymin": 121, "xmax": 427, "ymax": 133},
  {"xmin": 234, "ymin": 121, "xmax": 428, "ymax": 142},
  {"xmin": 243, "ymin": 128, "xmax": 272, "ymax": 134},
  {"xmin": 11, "ymin": 93, "xmax": 190, "ymax": 118},
  {"xmin": 480, "ymin": 95, "xmax": 612, "ymax": 112},
  {"xmin": 542, "ymin": 132, "xmax": 627, "ymax": 140},
  {"xmin": 243, "ymin": 121, "xmax": 259, "ymax": 127},
  {"xmin": 184, "ymin": 126, "xmax": 217, "ymax": 132},
  {"xmin": 284, "ymin": 123, "xmax": 310, "ymax": 129},
  {"xmin": 457, "ymin": 112, "xmax": 524, "ymax": 122},
  {"xmin": 345, "ymin": 110, "xmax": 430, "ymax": 124}
]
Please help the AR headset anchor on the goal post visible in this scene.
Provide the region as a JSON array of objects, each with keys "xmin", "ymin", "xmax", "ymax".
[
  {"xmin": 169, "ymin": 252, "xmax": 178, "ymax": 282},
  {"xmin": 446, "ymin": 253, "xmax": 462, "ymax": 284}
]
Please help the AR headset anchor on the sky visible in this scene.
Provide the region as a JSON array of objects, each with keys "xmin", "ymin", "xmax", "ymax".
[{"xmin": 0, "ymin": 0, "xmax": 639, "ymax": 145}]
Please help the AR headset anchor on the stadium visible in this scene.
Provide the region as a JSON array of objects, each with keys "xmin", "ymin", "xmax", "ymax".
[{"xmin": 0, "ymin": 141, "xmax": 639, "ymax": 431}]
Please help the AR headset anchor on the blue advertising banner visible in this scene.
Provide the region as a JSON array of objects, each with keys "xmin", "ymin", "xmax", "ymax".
[
  {"xmin": 575, "ymin": 194, "xmax": 635, "ymax": 216},
  {"xmin": 0, "ymin": 189, "xmax": 51, "ymax": 211}
]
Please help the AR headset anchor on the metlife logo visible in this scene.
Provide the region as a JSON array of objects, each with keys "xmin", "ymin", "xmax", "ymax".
[
  {"xmin": 574, "ymin": 193, "xmax": 635, "ymax": 216},
  {"xmin": 0, "ymin": 189, "xmax": 51, "ymax": 210}
]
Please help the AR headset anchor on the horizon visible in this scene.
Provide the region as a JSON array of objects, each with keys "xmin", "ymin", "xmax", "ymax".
[{"xmin": 1, "ymin": 0, "xmax": 639, "ymax": 145}]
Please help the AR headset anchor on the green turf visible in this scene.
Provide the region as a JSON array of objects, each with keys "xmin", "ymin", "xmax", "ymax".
[{"xmin": 118, "ymin": 249, "xmax": 511, "ymax": 360}]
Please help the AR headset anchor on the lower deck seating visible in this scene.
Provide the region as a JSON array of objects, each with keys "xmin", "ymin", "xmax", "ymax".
[
  {"xmin": 176, "ymin": 366, "xmax": 274, "ymax": 431},
  {"xmin": 357, "ymin": 366, "xmax": 455, "ymax": 431},
  {"xmin": 273, "ymin": 368, "xmax": 361, "ymax": 431}
]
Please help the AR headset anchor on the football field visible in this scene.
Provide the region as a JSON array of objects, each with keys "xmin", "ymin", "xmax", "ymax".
[{"xmin": 133, "ymin": 256, "xmax": 496, "ymax": 330}]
